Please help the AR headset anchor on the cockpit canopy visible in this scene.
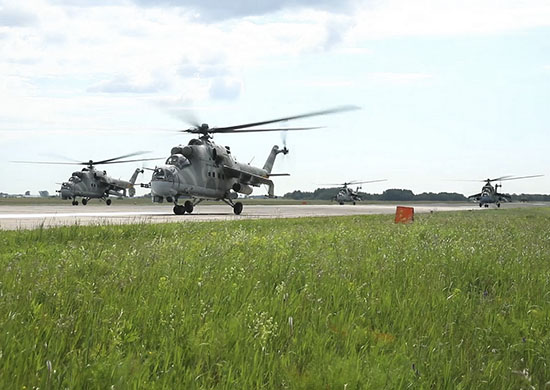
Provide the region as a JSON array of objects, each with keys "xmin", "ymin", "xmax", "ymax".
[
  {"xmin": 188, "ymin": 139, "xmax": 203, "ymax": 146},
  {"xmin": 153, "ymin": 167, "xmax": 174, "ymax": 180},
  {"xmin": 165, "ymin": 154, "xmax": 190, "ymax": 169}
]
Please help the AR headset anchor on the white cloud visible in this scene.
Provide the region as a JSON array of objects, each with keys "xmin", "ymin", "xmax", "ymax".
[
  {"xmin": 0, "ymin": 4, "xmax": 38, "ymax": 27},
  {"xmin": 130, "ymin": 0, "xmax": 357, "ymax": 21},
  {"xmin": 367, "ymin": 72, "xmax": 433, "ymax": 84},
  {"xmin": 209, "ymin": 77, "xmax": 243, "ymax": 100},
  {"xmin": 351, "ymin": 0, "xmax": 550, "ymax": 39},
  {"xmin": 87, "ymin": 74, "xmax": 169, "ymax": 94}
]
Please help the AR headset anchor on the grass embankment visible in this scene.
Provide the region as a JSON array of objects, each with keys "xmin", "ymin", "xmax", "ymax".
[{"xmin": 1, "ymin": 209, "xmax": 549, "ymax": 389}]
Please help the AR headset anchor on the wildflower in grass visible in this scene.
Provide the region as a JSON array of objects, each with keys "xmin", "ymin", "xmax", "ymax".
[
  {"xmin": 250, "ymin": 311, "xmax": 278, "ymax": 351},
  {"xmin": 288, "ymin": 316, "xmax": 294, "ymax": 335}
]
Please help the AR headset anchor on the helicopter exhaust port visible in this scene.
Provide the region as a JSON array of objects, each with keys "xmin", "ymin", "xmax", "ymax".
[{"xmin": 232, "ymin": 183, "xmax": 253, "ymax": 195}]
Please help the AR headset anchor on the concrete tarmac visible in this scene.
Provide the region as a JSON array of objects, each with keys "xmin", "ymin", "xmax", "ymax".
[{"xmin": 0, "ymin": 202, "xmax": 543, "ymax": 230}]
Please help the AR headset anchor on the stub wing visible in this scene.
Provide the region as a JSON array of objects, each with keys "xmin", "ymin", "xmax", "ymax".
[
  {"xmin": 223, "ymin": 165, "xmax": 273, "ymax": 187},
  {"xmin": 468, "ymin": 193, "xmax": 482, "ymax": 201}
]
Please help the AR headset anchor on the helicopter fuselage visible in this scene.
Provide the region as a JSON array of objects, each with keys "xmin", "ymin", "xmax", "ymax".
[
  {"xmin": 149, "ymin": 137, "xmax": 285, "ymax": 214},
  {"xmin": 335, "ymin": 187, "xmax": 361, "ymax": 204},
  {"xmin": 469, "ymin": 182, "xmax": 510, "ymax": 207},
  {"xmin": 59, "ymin": 167, "xmax": 141, "ymax": 205}
]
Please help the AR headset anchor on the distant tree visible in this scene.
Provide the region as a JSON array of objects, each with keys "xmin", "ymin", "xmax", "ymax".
[
  {"xmin": 283, "ymin": 190, "xmax": 312, "ymax": 200},
  {"xmin": 510, "ymin": 193, "xmax": 550, "ymax": 202},
  {"xmin": 380, "ymin": 189, "xmax": 415, "ymax": 201},
  {"xmin": 283, "ymin": 188, "xmax": 547, "ymax": 201},
  {"xmin": 415, "ymin": 192, "xmax": 467, "ymax": 201}
]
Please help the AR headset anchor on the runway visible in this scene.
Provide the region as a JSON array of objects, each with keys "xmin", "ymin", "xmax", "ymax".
[{"xmin": 0, "ymin": 202, "xmax": 542, "ymax": 230}]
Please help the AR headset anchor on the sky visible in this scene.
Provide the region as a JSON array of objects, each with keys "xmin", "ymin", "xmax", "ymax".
[{"xmin": 1, "ymin": 0, "xmax": 550, "ymax": 197}]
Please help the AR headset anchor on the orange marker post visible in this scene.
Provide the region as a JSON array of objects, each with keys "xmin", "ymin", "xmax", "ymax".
[{"xmin": 395, "ymin": 206, "xmax": 414, "ymax": 224}]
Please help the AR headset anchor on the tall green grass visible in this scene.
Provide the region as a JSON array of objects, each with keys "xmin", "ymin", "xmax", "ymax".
[{"xmin": 1, "ymin": 209, "xmax": 549, "ymax": 389}]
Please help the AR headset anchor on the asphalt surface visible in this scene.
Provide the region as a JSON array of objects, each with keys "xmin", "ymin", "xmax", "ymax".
[{"xmin": 0, "ymin": 202, "xmax": 543, "ymax": 230}]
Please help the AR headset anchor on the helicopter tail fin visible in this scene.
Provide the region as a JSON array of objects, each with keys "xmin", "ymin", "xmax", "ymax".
[
  {"xmin": 263, "ymin": 145, "xmax": 288, "ymax": 174},
  {"xmin": 129, "ymin": 168, "xmax": 144, "ymax": 185},
  {"xmin": 127, "ymin": 168, "xmax": 144, "ymax": 197}
]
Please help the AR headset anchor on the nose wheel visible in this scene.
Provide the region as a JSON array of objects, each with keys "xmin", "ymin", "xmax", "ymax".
[
  {"xmin": 173, "ymin": 205, "xmax": 185, "ymax": 215},
  {"xmin": 184, "ymin": 200, "xmax": 194, "ymax": 214},
  {"xmin": 233, "ymin": 201, "xmax": 243, "ymax": 215}
]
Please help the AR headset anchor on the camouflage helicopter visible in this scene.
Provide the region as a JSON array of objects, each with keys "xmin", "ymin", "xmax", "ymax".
[
  {"xmin": 326, "ymin": 180, "xmax": 387, "ymax": 205},
  {"xmin": 14, "ymin": 152, "xmax": 160, "ymax": 205},
  {"xmin": 148, "ymin": 106, "xmax": 359, "ymax": 215},
  {"xmin": 467, "ymin": 175, "xmax": 543, "ymax": 207}
]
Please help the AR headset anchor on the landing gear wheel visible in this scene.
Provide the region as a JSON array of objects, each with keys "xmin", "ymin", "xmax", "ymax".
[
  {"xmin": 479, "ymin": 204, "xmax": 482, "ymax": 208},
  {"xmin": 184, "ymin": 200, "xmax": 194, "ymax": 214},
  {"xmin": 173, "ymin": 205, "xmax": 185, "ymax": 215},
  {"xmin": 497, "ymin": 203, "xmax": 501, "ymax": 208},
  {"xmin": 484, "ymin": 204, "xmax": 489, "ymax": 208},
  {"xmin": 82, "ymin": 198, "xmax": 88, "ymax": 205},
  {"xmin": 233, "ymin": 201, "xmax": 243, "ymax": 215},
  {"xmin": 339, "ymin": 202, "xmax": 344, "ymax": 205},
  {"xmin": 353, "ymin": 201, "xmax": 356, "ymax": 205},
  {"xmin": 72, "ymin": 200, "xmax": 78, "ymax": 206},
  {"xmin": 106, "ymin": 199, "xmax": 112, "ymax": 206}
]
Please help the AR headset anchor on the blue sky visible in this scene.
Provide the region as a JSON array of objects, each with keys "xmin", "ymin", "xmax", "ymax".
[{"xmin": 1, "ymin": 0, "xmax": 550, "ymax": 196}]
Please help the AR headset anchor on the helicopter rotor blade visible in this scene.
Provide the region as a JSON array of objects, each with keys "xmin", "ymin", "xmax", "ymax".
[
  {"xmin": 11, "ymin": 152, "xmax": 161, "ymax": 167},
  {"xmin": 211, "ymin": 105, "xmax": 360, "ymax": 132},
  {"xmin": 214, "ymin": 126, "xmax": 322, "ymax": 133},
  {"xmin": 11, "ymin": 160, "xmax": 80, "ymax": 165},
  {"xmin": 497, "ymin": 174, "xmax": 544, "ymax": 182},
  {"xmin": 487, "ymin": 175, "xmax": 514, "ymax": 182},
  {"xmin": 97, "ymin": 157, "xmax": 164, "ymax": 165},
  {"xmin": 320, "ymin": 179, "xmax": 387, "ymax": 186},
  {"xmin": 92, "ymin": 151, "xmax": 152, "ymax": 165},
  {"xmin": 350, "ymin": 179, "xmax": 388, "ymax": 185}
]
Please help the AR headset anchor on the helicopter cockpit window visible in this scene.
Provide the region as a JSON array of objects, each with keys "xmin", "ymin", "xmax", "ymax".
[{"xmin": 165, "ymin": 154, "xmax": 190, "ymax": 169}]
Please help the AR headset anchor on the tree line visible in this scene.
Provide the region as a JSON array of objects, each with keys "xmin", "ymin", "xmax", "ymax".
[{"xmin": 283, "ymin": 188, "xmax": 550, "ymax": 202}]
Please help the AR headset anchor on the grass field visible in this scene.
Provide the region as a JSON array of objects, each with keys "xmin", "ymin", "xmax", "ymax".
[{"xmin": 1, "ymin": 209, "xmax": 549, "ymax": 389}]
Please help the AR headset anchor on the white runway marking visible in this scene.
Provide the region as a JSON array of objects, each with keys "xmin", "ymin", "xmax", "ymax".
[{"xmin": 0, "ymin": 211, "xmax": 168, "ymax": 219}]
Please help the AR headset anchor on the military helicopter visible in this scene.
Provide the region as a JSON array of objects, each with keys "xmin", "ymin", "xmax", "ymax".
[
  {"xmin": 13, "ymin": 152, "xmax": 160, "ymax": 205},
  {"xmin": 467, "ymin": 175, "xmax": 543, "ymax": 207},
  {"xmin": 148, "ymin": 106, "xmax": 359, "ymax": 215},
  {"xmin": 326, "ymin": 180, "xmax": 387, "ymax": 205}
]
